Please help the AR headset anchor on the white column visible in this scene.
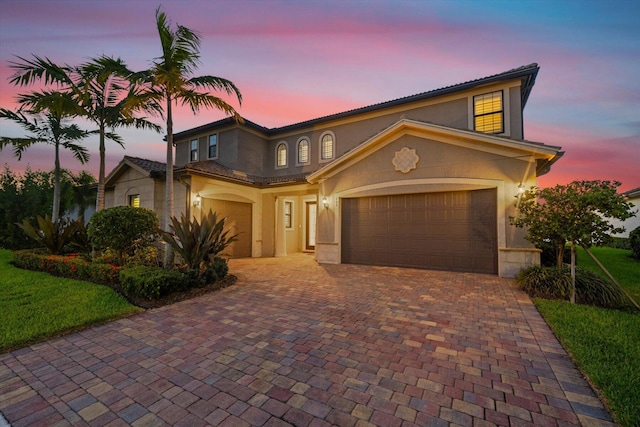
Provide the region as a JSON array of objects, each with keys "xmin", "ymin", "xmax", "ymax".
[{"xmin": 274, "ymin": 196, "xmax": 287, "ymax": 257}]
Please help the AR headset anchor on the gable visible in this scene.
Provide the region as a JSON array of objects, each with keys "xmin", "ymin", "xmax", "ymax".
[{"xmin": 307, "ymin": 119, "xmax": 561, "ymax": 184}]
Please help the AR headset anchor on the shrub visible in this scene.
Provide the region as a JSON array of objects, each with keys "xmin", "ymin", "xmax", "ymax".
[
  {"xmin": 12, "ymin": 250, "xmax": 121, "ymax": 284},
  {"xmin": 607, "ymin": 237, "xmax": 630, "ymax": 250},
  {"xmin": 574, "ymin": 268, "xmax": 627, "ymax": 308},
  {"xmin": 161, "ymin": 210, "xmax": 237, "ymax": 272},
  {"xmin": 16, "ymin": 215, "xmax": 80, "ymax": 255},
  {"xmin": 69, "ymin": 217, "xmax": 92, "ymax": 254},
  {"xmin": 630, "ymin": 226, "xmax": 640, "ymax": 259},
  {"xmin": 517, "ymin": 265, "xmax": 571, "ymax": 299},
  {"xmin": 88, "ymin": 206, "xmax": 159, "ymax": 265},
  {"xmin": 517, "ymin": 265, "xmax": 628, "ymax": 308},
  {"xmin": 119, "ymin": 266, "xmax": 187, "ymax": 300}
]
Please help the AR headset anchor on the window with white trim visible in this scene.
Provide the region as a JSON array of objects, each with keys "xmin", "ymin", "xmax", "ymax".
[
  {"xmin": 297, "ymin": 137, "xmax": 310, "ymax": 165},
  {"xmin": 129, "ymin": 194, "xmax": 140, "ymax": 208},
  {"xmin": 276, "ymin": 142, "xmax": 288, "ymax": 168},
  {"xmin": 208, "ymin": 134, "xmax": 218, "ymax": 159},
  {"xmin": 190, "ymin": 139, "xmax": 198, "ymax": 161},
  {"xmin": 473, "ymin": 91, "xmax": 503, "ymax": 134},
  {"xmin": 320, "ymin": 132, "xmax": 334, "ymax": 161},
  {"xmin": 284, "ymin": 201, "xmax": 293, "ymax": 229}
]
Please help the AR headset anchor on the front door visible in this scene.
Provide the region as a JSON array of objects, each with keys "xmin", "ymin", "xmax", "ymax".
[{"xmin": 305, "ymin": 201, "xmax": 317, "ymax": 251}]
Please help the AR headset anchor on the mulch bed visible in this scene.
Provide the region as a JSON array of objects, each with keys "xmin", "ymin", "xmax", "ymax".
[{"xmin": 112, "ymin": 274, "xmax": 237, "ymax": 310}]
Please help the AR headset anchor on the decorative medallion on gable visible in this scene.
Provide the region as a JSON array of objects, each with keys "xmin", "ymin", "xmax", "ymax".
[{"xmin": 392, "ymin": 147, "xmax": 419, "ymax": 174}]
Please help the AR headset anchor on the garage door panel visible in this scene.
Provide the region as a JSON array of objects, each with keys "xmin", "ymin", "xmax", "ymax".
[
  {"xmin": 205, "ymin": 199, "xmax": 252, "ymax": 258},
  {"xmin": 341, "ymin": 189, "xmax": 497, "ymax": 274}
]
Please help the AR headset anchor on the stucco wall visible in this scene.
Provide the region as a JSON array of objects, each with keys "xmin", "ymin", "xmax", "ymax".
[
  {"xmin": 610, "ymin": 197, "xmax": 640, "ymax": 237},
  {"xmin": 313, "ymin": 132, "xmax": 538, "ymax": 275}
]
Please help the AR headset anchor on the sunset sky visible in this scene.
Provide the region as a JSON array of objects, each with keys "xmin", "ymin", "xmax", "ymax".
[{"xmin": 0, "ymin": 0, "xmax": 638, "ymax": 190}]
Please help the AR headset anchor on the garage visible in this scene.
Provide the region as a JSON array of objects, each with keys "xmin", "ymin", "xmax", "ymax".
[
  {"xmin": 202, "ymin": 199, "xmax": 252, "ymax": 258},
  {"xmin": 341, "ymin": 188, "xmax": 497, "ymax": 274}
]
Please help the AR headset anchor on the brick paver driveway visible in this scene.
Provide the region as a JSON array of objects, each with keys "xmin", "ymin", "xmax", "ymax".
[{"xmin": 1, "ymin": 254, "xmax": 614, "ymax": 426}]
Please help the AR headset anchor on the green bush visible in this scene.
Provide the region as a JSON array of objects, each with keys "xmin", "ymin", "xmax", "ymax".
[
  {"xmin": 630, "ymin": 226, "xmax": 640, "ymax": 259},
  {"xmin": 574, "ymin": 268, "xmax": 627, "ymax": 308},
  {"xmin": 517, "ymin": 265, "xmax": 571, "ymax": 299},
  {"xmin": 88, "ymin": 206, "xmax": 159, "ymax": 265},
  {"xmin": 12, "ymin": 250, "xmax": 121, "ymax": 284},
  {"xmin": 119, "ymin": 266, "xmax": 187, "ymax": 300},
  {"xmin": 517, "ymin": 265, "xmax": 628, "ymax": 308},
  {"xmin": 16, "ymin": 215, "xmax": 81, "ymax": 255},
  {"xmin": 607, "ymin": 237, "xmax": 630, "ymax": 250}
]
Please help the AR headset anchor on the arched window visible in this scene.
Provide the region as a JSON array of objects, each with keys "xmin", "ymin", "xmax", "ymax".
[
  {"xmin": 297, "ymin": 138, "xmax": 310, "ymax": 165},
  {"xmin": 276, "ymin": 142, "xmax": 288, "ymax": 168},
  {"xmin": 320, "ymin": 132, "xmax": 334, "ymax": 161}
]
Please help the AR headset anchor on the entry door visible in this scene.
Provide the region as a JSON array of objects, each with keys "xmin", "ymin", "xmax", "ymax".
[{"xmin": 305, "ymin": 201, "xmax": 317, "ymax": 251}]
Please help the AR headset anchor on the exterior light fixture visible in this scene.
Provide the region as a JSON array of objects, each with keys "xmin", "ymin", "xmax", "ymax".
[
  {"xmin": 322, "ymin": 197, "xmax": 329, "ymax": 209},
  {"xmin": 193, "ymin": 192, "xmax": 201, "ymax": 207},
  {"xmin": 517, "ymin": 183, "xmax": 525, "ymax": 194}
]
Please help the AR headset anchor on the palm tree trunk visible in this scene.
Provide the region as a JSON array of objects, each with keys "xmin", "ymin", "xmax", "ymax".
[
  {"xmin": 96, "ymin": 126, "xmax": 106, "ymax": 211},
  {"xmin": 52, "ymin": 140, "xmax": 61, "ymax": 222},
  {"xmin": 163, "ymin": 94, "xmax": 175, "ymax": 268}
]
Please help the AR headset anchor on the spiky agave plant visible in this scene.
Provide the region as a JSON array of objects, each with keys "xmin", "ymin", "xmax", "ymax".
[{"xmin": 161, "ymin": 210, "xmax": 237, "ymax": 271}]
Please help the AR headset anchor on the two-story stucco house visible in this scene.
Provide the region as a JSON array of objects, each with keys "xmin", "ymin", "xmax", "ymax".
[{"xmin": 105, "ymin": 63, "xmax": 563, "ymax": 277}]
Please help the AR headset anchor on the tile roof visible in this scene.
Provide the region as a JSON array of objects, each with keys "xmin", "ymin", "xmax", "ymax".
[
  {"xmin": 124, "ymin": 156, "xmax": 166, "ymax": 174},
  {"xmin": 184, "ymin": 161, "xmax": 308, "ymax": 187},
  {"xmin": 173, "ymin": 63, "xmax": 539, "ymax": 139}
]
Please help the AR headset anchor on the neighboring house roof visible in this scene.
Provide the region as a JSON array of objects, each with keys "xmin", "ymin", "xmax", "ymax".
[
  {"xmin": 173, "ymin": 63, "xmax": 540, "ymax": 140},
  {"xmin": 181, "ymin": 161, "xmax": 308, "ymax": 187},
  {"xmin": 308, "ymin": 119, "xmax": 562, "ymax": 183},
  {"xmin": 105, "ymin": 156, "xmax": 166, "ymax": 187},
  {"xmin": 624, "ymin": 187, "xmax": 640, "ymax": 199}
]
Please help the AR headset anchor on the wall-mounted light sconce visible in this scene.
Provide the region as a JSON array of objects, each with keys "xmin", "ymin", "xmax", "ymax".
[
  {"xmin": 322, "ymin": 196, "xmax": 329, "ymax": 209},
  {"xmin": 193, "ymin": 192, "xmax": 201, "ymax": 207},
  {"xmin": 517, "ymin": 183, "xmax": 525, "ymax": 194}
]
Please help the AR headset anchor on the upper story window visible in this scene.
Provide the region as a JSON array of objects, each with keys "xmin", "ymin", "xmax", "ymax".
[
  {"xmin": 190, "ymin": 139, "xmax": 198, "ymax": 161},
  {"xmin": 320, "ymin": 131, "xmax": 335, "ymax": 161},
  {"xmin": 474, "ymin": 91, "xmax": 503, "ymax": 134},
  {"xmin": 276, "ymin": 142, "xmax": 288, "ymax": 168},
  {"xmin": 208, "ymin": 134, "xmax": 218, "ymax": 159},
  {"xmin": 297, "ymin": 137, "xmax": 310, "ymax": 165},
  {"xmin": 129, "ymin": 194, "xmax": 140, "ymax": 208}
]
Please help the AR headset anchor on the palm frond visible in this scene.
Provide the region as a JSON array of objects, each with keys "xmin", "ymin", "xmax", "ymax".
[
  {"xmin": 188, "ymin": 75, "xmax": 243, "ymax": 104},
  {"xmin": 9, "ymin": 55, "xmax": 74, "ymax": 87}
]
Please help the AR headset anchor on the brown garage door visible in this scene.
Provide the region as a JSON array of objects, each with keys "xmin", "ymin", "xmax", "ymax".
[
  {"xmin": 341, "ymin": 189, "xmax": 497, "ymax": 274},
  {"xmin": 203, "ymin": 199, "xmax": 252, "ymax": 258}
]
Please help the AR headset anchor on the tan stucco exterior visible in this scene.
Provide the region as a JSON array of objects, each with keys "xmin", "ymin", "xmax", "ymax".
[{"xmin": 105, "ymin": 64, "xmax": 562, "ymax": 277}]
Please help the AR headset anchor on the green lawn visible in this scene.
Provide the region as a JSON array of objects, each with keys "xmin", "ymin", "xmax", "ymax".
[
  {"xmin": 0, "ymin": 249, "xmax": 141, "ymax": 353},
  {"xmin": 535, "ymin": 246, "xmax": 640, "ymax": 427},
  {"xmin": 577, "ymin": 246, "xmax": 640, "ymax": 302}
]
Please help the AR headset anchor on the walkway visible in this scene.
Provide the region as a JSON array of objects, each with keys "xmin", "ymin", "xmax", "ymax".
[{"xmin": 0, "ymin": 254, "xmax": 614, "ymax": 426}]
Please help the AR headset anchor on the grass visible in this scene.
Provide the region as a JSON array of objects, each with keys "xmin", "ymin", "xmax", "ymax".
[
  {"xmin": 576, "ymin": 246, "xmax": 640, "ymax": 302},
  {"xmin": 534, "ymin": 246, "xmax": 640, "ymax": 427},
  {"xmin": 0, "ymin": 249, "xmax": 141, "ymax": 353}
]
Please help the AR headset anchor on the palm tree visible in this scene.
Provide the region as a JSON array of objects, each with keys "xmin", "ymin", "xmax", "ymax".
[
  {"xmin": 9, "ymin": 55, "xmax": 162, "ymax": 211},
  {"xmin": 0, "ymin": 90, "xmax": 89, "ymax": 222},
  {"xmin": 143, "ymin": 7, "xmax": 242, "ymax": 267}
]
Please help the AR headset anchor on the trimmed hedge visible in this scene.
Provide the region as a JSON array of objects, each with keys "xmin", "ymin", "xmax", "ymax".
[
  {"xmin": 517, "ymin": 265, "xmax": 629, "ymax": 308},
  {"xmin": 630, "ymin": 226, "xmax": 640, "ymax": 259},
  {"xmin": 119, "ymin": 266, "xmax": 188, "ymax": 300},
  {"xmin": 12, "ymin": 250, "xmax": 121, "ymax": 284},
  {"xmin": 12, "ymin": 250, "xmax": 232, "ymax": 303}
]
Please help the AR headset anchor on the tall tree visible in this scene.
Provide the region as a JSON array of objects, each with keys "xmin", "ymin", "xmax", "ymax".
[
  {"xmin": 142, "ymin": 7, "xmax": 242, "ymax": 267},
  {"xmin": 511, "ymin": 180, "xmax": 635, "ymax": 303},
  {"xmin": 9, "ymin": 55, "xmax": 162, "ymax": 211},
  {"xmin": 0, "ymin": 90, "xmax": 89, "ymax": 222}
]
